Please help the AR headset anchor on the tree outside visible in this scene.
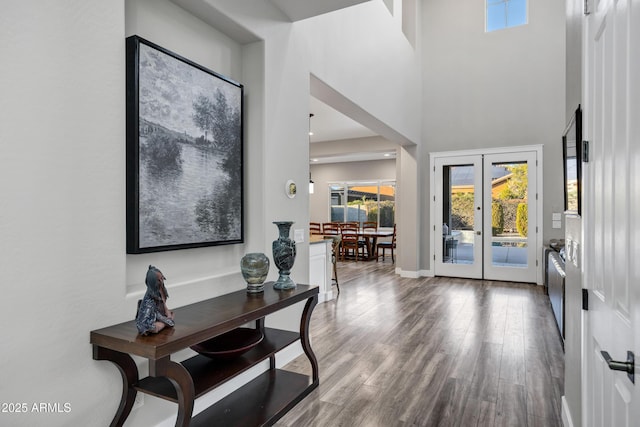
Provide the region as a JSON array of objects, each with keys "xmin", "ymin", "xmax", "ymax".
[{"xmin": 450, "ymin": 163, "xmax": 528, "ymax": 237}]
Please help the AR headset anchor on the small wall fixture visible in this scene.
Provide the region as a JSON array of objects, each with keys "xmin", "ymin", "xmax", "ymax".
[
  {"xmin": 285, "ymin": 180, "xmax": 297, "ymax": 198},
  {"xmin": 309, "ymin": 173, "xmax": 314, "ymax": 194}
]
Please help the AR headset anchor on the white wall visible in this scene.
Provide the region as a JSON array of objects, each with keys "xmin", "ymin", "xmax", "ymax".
[
  {"xmin": 0, "ymin": 0, "xmax": 420, "ymax": 426},
  {"xmin": 1, "ymin": 2, "xmax": 128, "ymax": 427},
  {"xmin": 301, "ymin": 2, "xmax": 421, "ymax": 145},
  {"xmin": 419, "ymin": 0, "xmax": 566, "ymax": 270}
]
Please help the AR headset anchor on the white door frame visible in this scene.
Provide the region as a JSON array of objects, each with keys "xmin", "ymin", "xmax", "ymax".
[{"xmin": 429, "ymin": 144, "xmax": 544, "ymax": 285}]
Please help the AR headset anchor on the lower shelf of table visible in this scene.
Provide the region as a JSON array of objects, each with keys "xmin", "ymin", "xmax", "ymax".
[
  {"xmin": 191, "ymin": 369, "xmax": 317, "ymax": 427},
  {"xmin": 135, "ymin": 327, "xmax": 299, "ymax": 401}
]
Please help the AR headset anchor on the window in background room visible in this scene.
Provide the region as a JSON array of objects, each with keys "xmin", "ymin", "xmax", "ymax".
[
  {"xmin": 329, "ymin": 181, "xmax": 395, "ymax": 228},
  {"xmin": 486, "ymin": 0, "xmax": 527, "ymax": 32},
  {"xmin": 330, "ymin": 184, "xmax": 346, "ymax": 222}
]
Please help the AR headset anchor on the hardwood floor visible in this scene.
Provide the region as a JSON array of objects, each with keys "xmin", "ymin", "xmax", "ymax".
[{"xmin": 276, "ymin": 260, "xmax": 564, "ymax": 427}]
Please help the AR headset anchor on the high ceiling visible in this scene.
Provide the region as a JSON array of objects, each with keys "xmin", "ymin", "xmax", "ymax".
[
  {"xmin": 309, "ymin": 96, "xmax": 377, "ymax": 143},
  {"xmin": 270, "ymin": 0, "xmax": 371, "ymax": 21},
  {"xmin": 309, "ymin": 96, "xmax": 398, "ymax": 164}
]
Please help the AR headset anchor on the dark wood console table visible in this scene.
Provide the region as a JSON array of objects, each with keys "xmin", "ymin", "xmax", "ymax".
[{"xmin": 90, "ymin": 284, "xmax": 319, "ymax": 427}]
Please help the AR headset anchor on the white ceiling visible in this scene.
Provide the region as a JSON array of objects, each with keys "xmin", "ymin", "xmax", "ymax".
[
  {"xmin": 270, "ymin": 0, "xmax": 372, "ymax": 21},
  {"xmin": 309, "ymin": 96, "xmax": 378, "ymax": 143},
  {"xmin": 309, "ymin": 96, "xmax": 397, "ymax": 164}
]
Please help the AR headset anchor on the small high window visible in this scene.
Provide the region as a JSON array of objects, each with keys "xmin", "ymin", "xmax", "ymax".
[{"xmin": 486, "ymin": 0, "xmax": 527, "ymax": 32}]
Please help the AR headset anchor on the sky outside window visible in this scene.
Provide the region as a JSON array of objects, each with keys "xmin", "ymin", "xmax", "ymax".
[{"xmin": 486, "ymin": 0, "xmax": 527, "ymax": 32}]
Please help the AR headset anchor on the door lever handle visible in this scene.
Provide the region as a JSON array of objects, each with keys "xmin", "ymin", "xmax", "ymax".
[{"xmin": 601, "ymin": 350, "xmax": 635, "ymax": 384}]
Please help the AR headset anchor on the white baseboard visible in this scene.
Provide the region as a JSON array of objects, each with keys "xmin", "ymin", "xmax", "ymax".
[
  {"xmin": 397, "ymin": 269, "xmax": 433, "ymax": 278},
  {"xmin": 400, "ymin": 269, "xmax": 419, "ymax": 278},
  {"xmin": 318, "ymin": 290, "xmax": 334, "ymax": 304},
  {"xmin": 561, "ymin": 395, "xmax": 574, "ymax": 427}
]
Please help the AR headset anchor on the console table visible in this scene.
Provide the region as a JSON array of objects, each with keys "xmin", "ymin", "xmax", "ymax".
[{"xmin": 90, "ymin": 284, "xmax": 319, "ymax": 427}]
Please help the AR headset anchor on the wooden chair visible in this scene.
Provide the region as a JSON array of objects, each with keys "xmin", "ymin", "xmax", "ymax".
[
  {"xmin": 328, "ymin": 237, "xmax": 340, "ymax": 292},
  {"xmin": 340, "ymin": 222, "xmax": 362, "ymax": 261},
  {"xmin": 322, "ymin": 222, "xmax": 340, "ymax": 235},
  {"xmin": 376, "ymin": 224, "xmax": 396, "ymax": 263},
  {"xmin": 361, "ymin": 221, "xmax": 377, "ymax": 257},
  {"xmin": 309, "ymin": 222, "xmax": 321, "ymax": 235},
  {"xmin": 363, "ymin": 221, "xmax": 377, "ymax": 231}
]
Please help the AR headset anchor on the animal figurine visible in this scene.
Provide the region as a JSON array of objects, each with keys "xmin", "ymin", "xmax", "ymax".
[{"xmin": 135, "ymin": 265, "xmax": 175, "ymax": 335}]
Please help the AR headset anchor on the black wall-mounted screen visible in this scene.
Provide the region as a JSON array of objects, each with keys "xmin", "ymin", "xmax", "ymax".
[{"xmin": 562, "ymin": 105, "xmax": 582, "ymax": 215}]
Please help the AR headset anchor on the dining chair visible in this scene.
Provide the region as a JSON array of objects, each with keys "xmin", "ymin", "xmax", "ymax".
[
  {"xmin": 376, "ymin": 224, "xmax": 396, "ymax": 263},
  {"xmin": 322, "ymin": 222, "xmax": 340, "ymax": 235},
  {"xmin": 362, "ymin": 221, "xmax": 377, "ymax": 231},
  {"xmin": 309, "ymin": 222, "xmax": 321, "ymax": 235},
  {"xmin": 340, "ymin": 222, "xmax": 362, "ymax": 261},
  {"xmin": 361, "ymin": 221, "xmax": 377, "ymax": 258}
]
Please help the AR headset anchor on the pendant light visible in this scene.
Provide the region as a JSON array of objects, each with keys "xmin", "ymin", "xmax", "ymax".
[{"xmin": 309, "ymin": 113, "xmax": 315, "ymax": 194}]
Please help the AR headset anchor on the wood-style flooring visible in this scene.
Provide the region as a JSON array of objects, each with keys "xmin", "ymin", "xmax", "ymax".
[{"xmin": 276, "ymin": 260, "xmax": 564, "ymax": 427}]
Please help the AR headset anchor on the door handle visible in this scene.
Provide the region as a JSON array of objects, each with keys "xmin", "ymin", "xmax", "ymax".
[
  {"xmin": 601, "ymin": 350, "xmax": 635, "ymax": 384},
  {"xmin": 476, "ymin": 231, "xmax": 481, "ymax": 235}
]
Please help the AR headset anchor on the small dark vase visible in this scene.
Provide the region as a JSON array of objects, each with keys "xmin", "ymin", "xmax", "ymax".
[
  {"xmin": 240, "ymin": 253, "xmax": 270, "ymax": 293},
  {"xmin": 272, "ymin": 221, "xmax": 296, "ymax": 290}
]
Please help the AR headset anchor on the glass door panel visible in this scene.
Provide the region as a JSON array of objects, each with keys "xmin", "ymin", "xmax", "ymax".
[
  {"xmin": 443, "ymin": 164, "xmax": 475, "ymax": 264},
  {"xmin": 483, "ymin": 152, "xmax": 537, "ymax": 282},
  {"xmin": 330, "ymin": 185, "xmax": 345, "ymax": 222},
  {"xmin": 488, "ymin": 161, "xmax": 528, "ymax": 268},
  {"xmin": 379, "ymin": 183, "xmax": 396, "ymax": 228},
  {"xmin": 347, "ymin": 183, "xmax": 377, "ymax": 225},
  {"xmin": 435, "ymin": 156, "xmax": 483, "ymax": 279}
]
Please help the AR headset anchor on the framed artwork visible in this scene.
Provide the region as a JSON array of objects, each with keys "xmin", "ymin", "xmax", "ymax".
[
  {"xmin": 562, "ymin": 104, "xmax": 582, "ymax": 215},
  {"xmin": 126, "ymin": 35, "xmax": 244, "ymax": 253}
]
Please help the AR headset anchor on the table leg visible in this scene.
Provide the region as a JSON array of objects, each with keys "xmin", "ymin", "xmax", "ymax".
[
  {"xmin": 300, "ymin": 295, "xmax": 319, "ymax": 384},
  {"xmin": 150, "ymin": 357, "xmax": 195, "ymax": 427},
  {"xmin": 368, "ymin": 236, "xmax": 378, "ymax": 261},
  {"xmin": 93, "ymin": 346, "xmax": 139, "ymax": 427}
]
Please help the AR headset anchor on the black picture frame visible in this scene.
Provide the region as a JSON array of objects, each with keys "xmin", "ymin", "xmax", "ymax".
[
  {"xmin": 126, "ymin": 36, "xmax": 244, "ymax": 253},
  {"xmin": 562, "ymin": 105, "xmax": 582, "ymax": 215}
]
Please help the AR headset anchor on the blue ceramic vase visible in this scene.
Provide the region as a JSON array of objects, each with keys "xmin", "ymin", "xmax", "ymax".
[{"xmin": 272, "ymin": 221, "xmax": 296, "ymax": 290}]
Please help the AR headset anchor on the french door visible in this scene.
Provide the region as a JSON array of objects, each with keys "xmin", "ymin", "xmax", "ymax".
[{"xmin": 433, "ymin": 149, "xmax": 539, "ymax": 283}]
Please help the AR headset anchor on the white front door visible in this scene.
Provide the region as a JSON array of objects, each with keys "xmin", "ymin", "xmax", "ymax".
[
  {"xmin": 432, "ymin": 148, "xmax": 539, "ymax": 283},
  {"xmin": 583, "ymin": 0, "xmax": 639, "ymax": 424}
]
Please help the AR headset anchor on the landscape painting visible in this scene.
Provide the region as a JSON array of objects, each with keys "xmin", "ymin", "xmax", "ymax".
[{"xmin": 126, "ymin": 36, "xmax": 243, "ymax": 253}]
